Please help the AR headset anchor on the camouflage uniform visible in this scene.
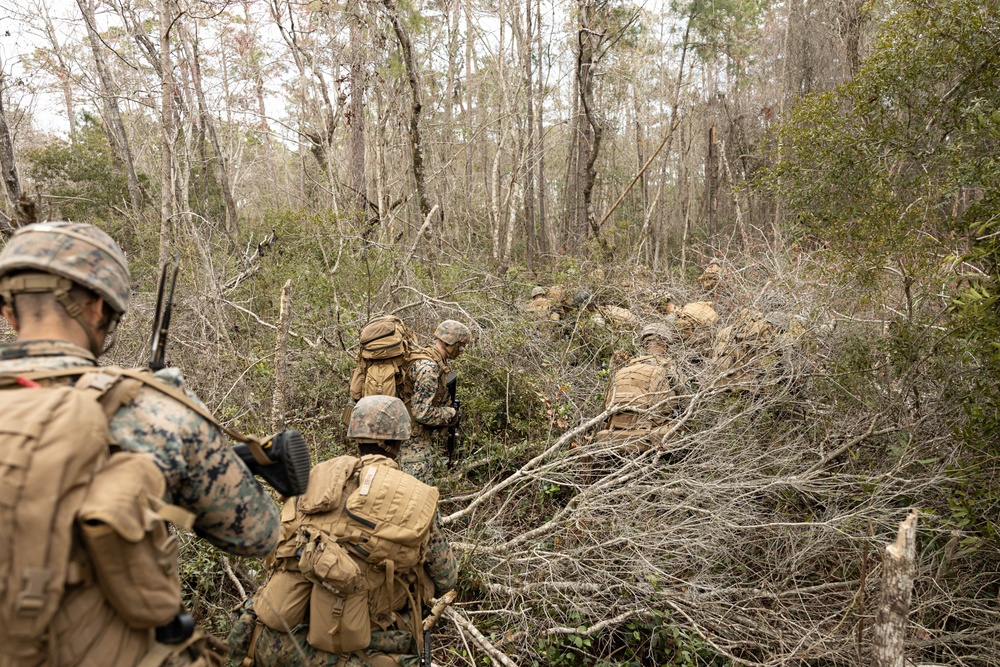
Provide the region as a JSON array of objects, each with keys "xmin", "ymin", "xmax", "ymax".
[
  {"xmin": 399, "ymin": 321, "xmax": 469, "ymax": 484},
  {"xmin": 399, "ymin": 351, "xmax": 453, "ymax": 483},
  {"xmin": 0, "ymin": 340, "xmax": 281, "ymax": 556}
]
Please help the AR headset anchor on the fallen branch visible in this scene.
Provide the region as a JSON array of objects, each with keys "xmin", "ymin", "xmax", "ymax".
[{"xmin": 445, "ymin": 607, "xmax": 520, "ymax": 667}]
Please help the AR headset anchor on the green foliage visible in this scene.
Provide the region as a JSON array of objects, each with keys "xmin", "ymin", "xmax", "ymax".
[
  {"xmin": 25, "ymin": 114, "xmax": 146, "ymax": 221},
  {"xmin": 529, "ymin": 610, "xmax": 724, "ymax": 667},
  {"xmin": 766, "ymin": 0, "xmax": 1000, "ymax": 274}
]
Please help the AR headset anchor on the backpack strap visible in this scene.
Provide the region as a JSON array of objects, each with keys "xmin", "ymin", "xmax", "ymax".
[{"xmin": 10, "ymin": 367, "xmax": 273, "ymax": 463}]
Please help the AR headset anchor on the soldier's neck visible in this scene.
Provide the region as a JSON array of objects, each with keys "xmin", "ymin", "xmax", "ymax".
[{"xmin": 16, "ymin": 316, "xmax": 92, "ymax": 352}]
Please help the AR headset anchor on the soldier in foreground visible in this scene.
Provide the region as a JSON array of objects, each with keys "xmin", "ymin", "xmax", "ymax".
[
  {"xmin": 0, "ymin": 222, "xmax": 280, "ymax": 666},
  {"xmin": 229, "ymin": 395, "xmax": 458, "ymax": 667},
  {"xmin": 399, "ymin": 320, "xmax": 470, "ymax": 483},
  {"xmin": 593, "ymin": 323, "xmax": 687, "ymax": 452}
]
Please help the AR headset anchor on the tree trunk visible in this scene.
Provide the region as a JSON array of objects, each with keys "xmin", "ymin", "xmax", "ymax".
[
  {"xmin": 271, "ymin": 280, "xmax": 292, "ymax": 433},
  {"xmin": 521, "ymin": 0, "xmax": 536, "ymax": 271},
  {"xmin": 349, "ymin": 0, "xmax": 368, "ymax": 231},
  {"xmin": 576, "ymin": 10, "xmax": 606, "ymax": 251},
  {"xmin": 535, "ymin": 0, "xmax": 549, "ymax": 256},
  {"xmin": 384, "ymin": 0, "xmax": 432, "ymax": 223},
  {"xmin": 77, "ymin": 0, "xmax": 144, "ymax": 211},
  {"xmin": 0, "ymin": 75, "xmax": 25, "ymax": 234},
  {"xmin": 184, "ymin": 23, "xmax": 239, "ymax": 234},
  {"xmin": 871, "ymin": 511, "xmax": 919, "ymax": 667},
  {"xmin": 159, "ymin": 0, "xmax": 175, "ymax": 270}
]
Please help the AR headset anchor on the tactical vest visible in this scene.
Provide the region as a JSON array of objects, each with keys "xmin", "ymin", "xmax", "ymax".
[
  {"xmin": 605, "ymin": 355, "xmax": 677, "ymax": 430},
  {"xmin": 401, "ymin": 348, "xmax": 450, "ymax": 437},
  {"xmin": 0, "ymin": 366, "xmax": 221, "ymax": 667},
  {"xmin": 252, "ymin": 455, "xmax": 437, "ymax": 659}
]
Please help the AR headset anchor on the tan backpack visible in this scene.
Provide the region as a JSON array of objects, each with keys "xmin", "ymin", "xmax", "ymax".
[
  {"xmin": 349, "ymin": 316, "xmax": 418, "ymax": 401},
  {"xmin": 605, "ymin": 357, "xmax": 676, "ymax": 429},
  {"xmin": 0, "ymin": 368, "xmax": 199, "ymax": 667},
  {"xmin": 254, "ymin": 455, "xmax": 438, "ymax": 655}
]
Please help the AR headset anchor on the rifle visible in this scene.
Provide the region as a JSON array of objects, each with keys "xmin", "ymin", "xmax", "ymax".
[
  {"xmin": 420, "ymin": 589, "xmax": 456, "ymax": 667},
  {"xmin": 148, "ymin": 257, "xmax": 179, "ymax": 371},
  {"xmin": 444, "ymin": 371, "xmax": 460, "ymax": 468},
  {"xmin": 147, "ymin": 259, "xmax": 311, "ymax": 498}
]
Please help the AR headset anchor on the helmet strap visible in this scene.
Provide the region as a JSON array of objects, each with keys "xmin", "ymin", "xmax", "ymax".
[{"xmin": 0, "ymin": 272, "xmax": 105, "ymax": 358}]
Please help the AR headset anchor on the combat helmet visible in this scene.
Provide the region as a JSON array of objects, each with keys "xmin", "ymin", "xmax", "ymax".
[
  {"xmin": 640, "ymin": 322, "xmax": 677, "ymax": 346},
  {"xmin": 0, "ymin": 222, "xmax": 131, "ymax": 355},
  {"xmin": 348, "ymin": 395, "xmax": 412, "ymax": 454},
  {"xmin": 434, "ymin": 320, "xmax": 471, "ymax": 346},
  {"xmin": 530, "ymin": 286, "xmax": 547, "ymax": 299}
]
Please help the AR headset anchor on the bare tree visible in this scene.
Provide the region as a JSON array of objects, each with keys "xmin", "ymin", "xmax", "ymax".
[{"xmin": 76, "ymin": 0, "xmax": 144, "ymax": 211}]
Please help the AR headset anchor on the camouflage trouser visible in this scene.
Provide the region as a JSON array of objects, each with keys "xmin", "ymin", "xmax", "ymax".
[
  {"xmin": 398, "ymin": 433, "xmax": 437, "ymax": 484},
  {"xmin": 227, "ymin": 603, "xmax": 418, "ymax": 667}
]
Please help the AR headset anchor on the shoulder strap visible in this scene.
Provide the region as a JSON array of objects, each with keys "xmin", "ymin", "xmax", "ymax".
[
  {"xmin": 407, "ymin": 346, "xmax": 442, "ymax": 365},
  {"xmin": 10, "ymin": 367, "xmax": 272, "ymax": 464}
]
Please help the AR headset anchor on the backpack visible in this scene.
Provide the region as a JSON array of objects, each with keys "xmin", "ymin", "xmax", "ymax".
[
  {"xmin": 605, "ymin": 357, "xmax": 677, "ymax": 429},
  {"xmin": 349, "ymin": 316, "xmax": 418, "ymax": 401},
  {"xmin": 0, "ymin": 368, "xmax": 197, "ymax": 666},
  {"xmin": 254, "ymin": 455, "xmax": 438, "ymax": 656}
]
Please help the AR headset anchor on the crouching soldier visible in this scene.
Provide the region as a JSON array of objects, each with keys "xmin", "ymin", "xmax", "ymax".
[
  {"xmin": 593, "ymin": 324, "xmax": 687, "ymax": 453},
  {"xmin": 229, "ymin": 395, "xmax": 459, "ymax": 667}
]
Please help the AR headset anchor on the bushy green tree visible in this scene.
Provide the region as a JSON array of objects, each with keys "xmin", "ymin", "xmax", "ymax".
[{"xmin": 26, "ymin": 113, "xmax": 146, "ymax": 222}]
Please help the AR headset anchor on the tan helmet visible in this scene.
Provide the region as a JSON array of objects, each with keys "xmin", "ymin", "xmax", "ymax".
[
  {"xmin": 530, "ymin": 286, "xmax": 547, "ymax": 299},
  {"xmin": 434, "ymin": 319, "xmax": 471, "ymax": 345},
  {"xmin": 0, "ymin": 222, "xmax": 131, "ymax": 314},
  {"xmin": 640, "ymin": 322, "xmax": 676, "ymax": 345},
  {"xmin": 348, "ymin": 395, "xmax": 412, "ymax": 442}
]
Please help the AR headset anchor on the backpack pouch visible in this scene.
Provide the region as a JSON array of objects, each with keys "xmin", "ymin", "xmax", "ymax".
[
  {"xmin": 298, "ymin": 529, "xmax": 362, "ymax": 594},
  {"xmin": 364, "ymin": 362, "xmax": 400, "ymax": 397},
  {"xmin": 307, "ymin": 586, "xmax": 370, "ymax": 654},
  {"xmin": 254, "ymin": 569, "xmax": 312, "ymax": 632},
  {"xmin": 78, "ymin": 452, "xmax": 190, "ymax": 629}
]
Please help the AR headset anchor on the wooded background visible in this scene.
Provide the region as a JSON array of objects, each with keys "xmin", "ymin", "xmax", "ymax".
[{"xmin": 2, "ymin": 0, "xmax": 999, "ymax": 665}]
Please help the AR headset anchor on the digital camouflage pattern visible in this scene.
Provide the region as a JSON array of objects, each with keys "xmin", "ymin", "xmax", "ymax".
[
  {"xmin": 0, "ymin": 222, "xmax": 131, "ymax": 313},
  {"xmin": 399, "ymin": 353, "xmax": 452, "ymax": 483},
  {"xmin": 432, "ymin": 320, "xmax": 470, "ymax": 345},
  {"xmin": 0, "ymin": 340, "xmax": 281, "ymax": 556},
  {"xmin": 347, "ymin": 395, "xmax": 412, "ymax": 442},
  {"xmin": 640, "ymin": 323, "xmax": 677, "ymax": 345}
]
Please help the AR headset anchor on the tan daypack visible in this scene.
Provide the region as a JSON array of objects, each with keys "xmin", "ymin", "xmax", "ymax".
[
  {"xmin": 349, "ymin": 316, "xmax": 419, "ymax": 401},
  {"xmin": 605, "ymin": 357, "xmax": 676, "ymax": 429},
  {"xmin": 254, "ymin": 455, "xmax": 438, "ymax": 655},
  {"xmin": 0, "ymin": 368, "xmax": 198, "ymax": 666}
]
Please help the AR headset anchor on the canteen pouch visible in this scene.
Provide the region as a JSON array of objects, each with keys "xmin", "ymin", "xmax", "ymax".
[
  {"xmin": 78, "ymin": 452, "xmax": 193, "ymax": 629},
  {"xmin": 306, "ymin": 586, "xmax": 370, "ymax": 654}
]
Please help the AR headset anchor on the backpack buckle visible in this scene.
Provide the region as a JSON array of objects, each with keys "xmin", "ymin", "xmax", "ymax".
[{"xmin": 16, "ymin": 568, "xmax": 53, "ymax": 615}]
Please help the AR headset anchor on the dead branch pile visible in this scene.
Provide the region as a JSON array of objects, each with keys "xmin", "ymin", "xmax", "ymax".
[{"xmin": 432, "ymin": 255, "xmax": 1000, "ymax": 666}]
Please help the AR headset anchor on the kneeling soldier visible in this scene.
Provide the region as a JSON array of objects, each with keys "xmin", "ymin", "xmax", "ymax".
[{"xmin": 230, "ymin": 395, "xmax": 459, "ymax": 667}]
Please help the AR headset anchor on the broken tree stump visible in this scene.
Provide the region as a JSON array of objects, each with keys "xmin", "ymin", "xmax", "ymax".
[{"xmin": 871, "ymin": 510, "xmax": 919, "ymax": 667}]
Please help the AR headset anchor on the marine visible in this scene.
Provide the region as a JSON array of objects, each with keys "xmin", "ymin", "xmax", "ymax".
[
  {"xmin": 593, "ymin": 323, "xmax": 687, "ymax": 452},
  {"xmin": 0, "ymin": 222, "xmax": 280, "ymax": 666},
  {"xmin": 398, "ymin": 320, "xmax": 470, "ymax": 483},
  {"xmin": 228, "ymin": 395, "xmax": 459, "ymax": 667}
]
